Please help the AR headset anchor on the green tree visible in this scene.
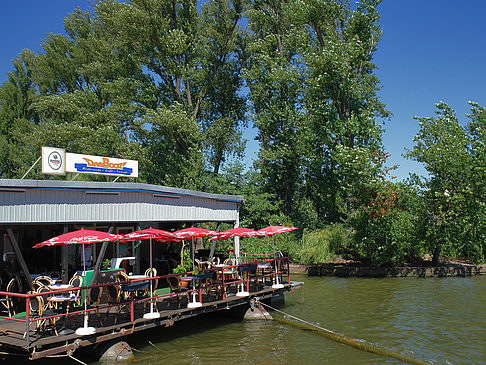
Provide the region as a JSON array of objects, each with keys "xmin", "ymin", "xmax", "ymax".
[
  {"xmin": 407, "ymin": 102, "xmax": 486, "ymax": 264},
  {"xmin": 299, "ymin": 0, "xmax": 388, "ymax": 224},
  {"xmin": 0, "ymin": 50, "xmax": 39, "ymax": 178},
  {"xmin": 244, "ymin": 0, "xmax": 387, "ymax": 230},
  {"xmin": 96, "ymin": 0, "xmax": 247, "ymax": 178},
  {"xmin": 244, "ymin": 0, "xmax": 305, "ymax": 219},
  {"xmin": 0, "ymin": 0, "xmax": 247, "ymax": 187}
]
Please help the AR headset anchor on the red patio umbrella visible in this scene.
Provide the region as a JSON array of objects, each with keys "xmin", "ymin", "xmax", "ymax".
[
  {"xmin": 257, "ymin": 225, "xmax": 298, "ymax": 236},
  {"xmin": 257, "ymin": 225, "xmax": 298, "ymax": 289},
  {"xmin": 33, "ymin": 228, "xmax": 121, "ymax": 336},
  {"xmin": 33, "ymin": 228, "xmax": 121, "ymax": 248},
  {"xmin": 119, "ymin": 227, "xmax": 175, "ymax": 319},
  {"xmin": 173, "ymin": 227, "xmax": 216, "ymax": 308},
  {"xmin": 173, "ymin": 226, "xmax": 216, "ymax": 240},
  {"xmin": 210, "ymin": 227, "xmax": 262, "ymax": 297},
  {"xmin": 119, "ymin": 227, "xmax": 174, "ymax": 242},
  {"xmin": 210, "ymin": 227, "xmax": 262, "ymax": 241}
]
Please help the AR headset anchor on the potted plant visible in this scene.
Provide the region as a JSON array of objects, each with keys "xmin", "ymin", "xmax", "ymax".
[
  {"xmin": 102, "ymin": 259, "xmax": 111, "ymax": 270},
  {"xmin": 172, "ymin": 255, "xmax": 199, "ymax": 288},
  {"xmin": 172, "ymin": 256, "xmax": 198, "ymax": 275}
]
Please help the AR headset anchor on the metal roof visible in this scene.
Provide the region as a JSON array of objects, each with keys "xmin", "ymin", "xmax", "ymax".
[{"xmin": 0, "ymin": 179, "xmax": 243, "ymax": 225}]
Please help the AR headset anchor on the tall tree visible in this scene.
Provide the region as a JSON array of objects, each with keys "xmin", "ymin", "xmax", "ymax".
[
  {"xmin": 96, "ymin": 0, "xmax": 247, "ymax": 178},
  {"xmin": 407, "ymin": 102, "xmax": 486, "ymax": 263},
  {"xmin": 299, "ymin": 0, "xmax": 387, "ymax": 223},
  {"xmin": 245, "ymin": 0, "xmax": 305, "ymax": 218},
  {"xmin": 0, "ymin": 0, "xmax": 247, "ymax": 187},
  {"xmin": 244, "ymin": 0, "xmax": 387, "ymax": 226},
  {"xmin": 0, "ymin": 50, "xmax": 39, "ymax": 178}
]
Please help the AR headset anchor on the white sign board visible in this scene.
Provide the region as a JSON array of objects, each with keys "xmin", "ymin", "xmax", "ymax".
[
  {"xmin": 41, "ymin": 147, "xmax": 66, "ymax": 175},
  {"xmin": 66, "ymin": 153, "xmax": 138, "ymax": 178}
]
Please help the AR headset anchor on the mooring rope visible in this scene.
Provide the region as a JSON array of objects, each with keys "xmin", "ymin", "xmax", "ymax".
[
  {"xmin": 258, "ymin": 301, "xmax": 430, "ymax": 365},
  {"xmin": 68, "ymin": 354, "xmax": 88, "ymax": 365}
]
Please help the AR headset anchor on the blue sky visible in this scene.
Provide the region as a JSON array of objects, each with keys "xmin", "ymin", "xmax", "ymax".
[{"xmin": 1, "ymin": 0, "xmax": 485, "ymax": 181}]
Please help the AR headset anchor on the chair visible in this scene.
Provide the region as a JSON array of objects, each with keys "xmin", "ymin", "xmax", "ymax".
[
  {"xmin": 105, "ymin": 284, "xmax": 123, "ymax": 322},
  {"xmin": 23, "ymin": 292, "xmax": 46, "ymax": 338},
  {"xmin": 47, "ymin": 271, "xmax": 61, "ymax": 281},
  {"xmin": 34, "ymin": 287, "xmax": 59, "ymax": 335},
  {"xmin": 68, "ymin": 275, "xmax": 83, "ymax": 308},
  {"xmin": 35, "ymin": 285, "xmax": 51, "ymax": 307},
  {"xmin": 0, "ymin": 276, "xmax": 22, "ymax": 317},
  {"xmin": 197, "ymin": 271, "xmax": 219, "ymax": 300},
  {"xmin": 167, "ymin": 276, "xmax": 190, "ymax": 308},
  {"xmin": 87, "ymin": 286, "xmax": 103, "ymax": 324},
  {"xmin": 33, "ymin": 276, "xmax": 54, "ymax": 288},
  {"xmin": 144, "ymin": 268, "xmax": 158, "ymax": 296},
  {"xmin": 198, "ymin": 261, "xmax": 212, "ymax": 270},
  {"xmin": 116, "ymin": 271, "xmax": 131, "ymax": 301}
]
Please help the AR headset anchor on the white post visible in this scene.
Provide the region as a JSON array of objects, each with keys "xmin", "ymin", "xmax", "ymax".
[
  {"xmin": 144, "ymin": 238, "xmax": 160, "ymax": 319},
  {"xmin": 233, "ymin": 206, "xmax": 240, "ymax": 263},
  {"xmin": 187, "ymin": 238, "xmax": 202, "ymax": 308},
  {"xmin": 76, "ymin": 243, "xmax": 96, "ymax": 336}
]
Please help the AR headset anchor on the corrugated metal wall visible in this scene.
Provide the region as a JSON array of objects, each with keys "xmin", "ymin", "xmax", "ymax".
[{"xmin": 0, "ymin": 181, "xmax": 241, "ymax": 224}]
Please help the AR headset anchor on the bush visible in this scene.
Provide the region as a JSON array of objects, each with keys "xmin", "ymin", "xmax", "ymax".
[{"xmin": 295, "ymin": 225, "xmax": 353, "ymax": 265}]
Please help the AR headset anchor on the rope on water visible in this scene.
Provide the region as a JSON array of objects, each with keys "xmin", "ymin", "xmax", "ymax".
[
  {"xmin": 130, "ymin": 345, "xmax": 147, "ymax": 353},
  {"xmin": 68, "ymin": 354, "xmax": 88, "ymax": 365},
  {"xmin": 148, "ymin": 341, "xmax": 161, "ymax": 352},
  {"xmin": 258, "ymin": 301, "xmax": 430, "ymax": 365}
]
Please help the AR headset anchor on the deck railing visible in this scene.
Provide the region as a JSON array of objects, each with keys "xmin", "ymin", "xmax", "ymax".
[{"xmin": 0, "ymin": 257, "xmax": 290, "ymax": 349}]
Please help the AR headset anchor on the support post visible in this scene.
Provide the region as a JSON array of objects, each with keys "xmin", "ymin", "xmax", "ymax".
[
  {"xmin": 89, "ymin": 225, "xmax": 115, "ymax": 286},
  {"xmin": 62, "ymin": 225, "xmax": 69, "ymax": 283},
  {"xmin": 208, "ymin": 222, "xmax": 221, "ymax": 262},
  {"xmin": 234, "ymin": 204, "xmax": 240, "ymax": 262},
  {"xmin": 7, "ymin": 229, "xmax": 33, "ymax": 291}
]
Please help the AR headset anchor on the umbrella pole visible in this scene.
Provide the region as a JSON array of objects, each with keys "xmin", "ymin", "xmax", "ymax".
[
  {"xmin": 272, "ymin": 235, "xmax": 283, "ymax": 289},
  {"xmin": 76, "ymin": 243, "xmax": 96, "ymax": 336},
  {"xmin": 144, "ymin": 238, "xmax": 160, "ymax": 319},
  {"xmin": 236, "ymin": 235, "xmax": 249, "ymax": 297},
  {"xmin": 187, "ymin": 238, "xmax": 202, "ymax": 308}
]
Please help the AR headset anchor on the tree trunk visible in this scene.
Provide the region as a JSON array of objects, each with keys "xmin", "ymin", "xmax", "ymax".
[{"xmin": 432, "ymin": 244, "xmax": 441, "ymax": 266}]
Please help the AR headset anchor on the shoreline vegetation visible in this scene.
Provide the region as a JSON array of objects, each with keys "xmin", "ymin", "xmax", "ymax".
[{"xmin": 290, "ymin": 262, "xmax": 486, "ymax": 277}]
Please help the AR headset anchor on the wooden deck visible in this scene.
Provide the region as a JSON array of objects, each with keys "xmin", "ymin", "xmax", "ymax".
[{"xmin": 0, "ymin": 270, "xmax": 292, "ymax": 360}]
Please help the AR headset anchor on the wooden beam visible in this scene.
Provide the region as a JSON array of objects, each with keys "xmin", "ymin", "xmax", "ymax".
[
  {"xmin": 89, "ymin": 225, "xmax": 115, "ymax": 286},
  {"xmin": 208, "ymin": 222, "xmax": 222, "ymax": 262},
  {"xmin": 7, "ymin": 229, "xmax": 33, "ymax": 291}
]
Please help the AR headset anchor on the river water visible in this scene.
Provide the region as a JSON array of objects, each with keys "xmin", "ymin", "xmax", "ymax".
[
  {"xmin": 130, "ymin": 274, "xmax": 485, "ymax": 365},
  {"xmin": 14, "ymin": 274, "xmax": 485, "ymax": 364}
]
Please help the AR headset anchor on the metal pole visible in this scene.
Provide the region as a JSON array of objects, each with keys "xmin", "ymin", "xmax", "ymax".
[
  {"xmin": 25, "ymin": 296, "xmax": 30, "ymax": 349},
  {"xmin": 21, "ymin": 156, "xmax": 41, "ymax": 180},
  {"xmin": 62, "ymin": 225, "xmax": 69, "ymax": 283}
]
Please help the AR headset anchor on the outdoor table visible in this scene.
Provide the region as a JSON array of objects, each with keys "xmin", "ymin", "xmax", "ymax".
[
  {"xmin": 48, "ymin": 284, "xmax": 73, "ymax": 291},
  {"xmin": 47, "ymin": 295, "xmax": 78, "ymax": 335},
  {"xmin": 238, "ymin": 264, "xmax": 257, "ymax": 273},
  {"xmin": 121, "ymin": 276, "xmax": 149, "ymax": 292},
  {"xmin": 47, "ymin": 284, "xmax": 75, "ymax": 307},
  {"xmin": 127, "ymin": 274, "xmax": 147, "ymax": 280}
]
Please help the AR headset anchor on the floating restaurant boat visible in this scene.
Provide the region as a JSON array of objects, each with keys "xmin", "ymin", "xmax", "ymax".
[{"xmin": 0, "ymin": 179, "xmax": 299, "ymax": 361}]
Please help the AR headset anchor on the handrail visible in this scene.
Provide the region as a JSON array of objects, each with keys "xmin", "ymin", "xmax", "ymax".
[{"xmin": 0, "ymin": 257, "xmax": 291, "ymax": 349}]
